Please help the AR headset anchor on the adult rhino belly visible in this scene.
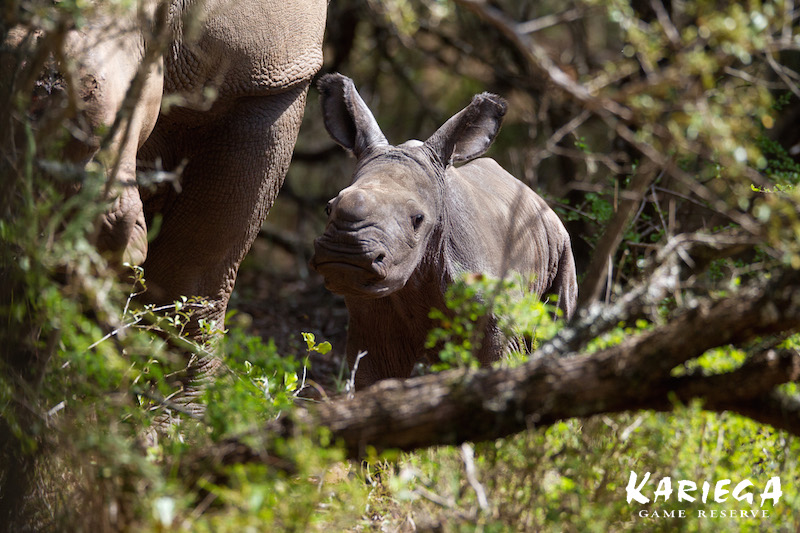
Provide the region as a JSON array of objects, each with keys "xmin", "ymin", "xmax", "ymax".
[{"xmin": 166, "ymin": 0, "xmax": 325, "ymax": 98}]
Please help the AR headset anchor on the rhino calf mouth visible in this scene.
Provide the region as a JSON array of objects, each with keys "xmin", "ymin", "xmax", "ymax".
[
  {"xmin": 310, "ymin": 238, "xmax": 393, "ymax": 297},
  {"xmin": 313, "ymin": 262, "xmax": 392, "ymax": 297}
]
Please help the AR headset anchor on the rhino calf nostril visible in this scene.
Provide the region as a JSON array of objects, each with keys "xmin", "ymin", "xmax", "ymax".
[{"xmin": 375, "ymin": 253, "xmax": 386, "ymax": 264}]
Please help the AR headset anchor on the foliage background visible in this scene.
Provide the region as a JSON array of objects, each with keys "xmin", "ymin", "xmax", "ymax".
[{"xmin": 2, "ymin": 0, "xmax": 800, "ymax": 531}]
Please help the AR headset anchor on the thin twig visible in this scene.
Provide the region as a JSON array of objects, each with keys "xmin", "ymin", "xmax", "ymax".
[
  {"xmin": 413, "ymin": 486, "xmax": 455, "ymax": 509},
  {"xmin": 649, "ymin": 0, "xmax": 680, "ymax": 47},
  {"xmin": 650, "ymin": 184, "xmax": 669, "ymax": 238},
  {"xmin": 529, "ymin": 109, "xmax": 591, "ymax": 169},
  {"xmin": 516, "ymin": 7, "xmax": 587, "ymax": 35},
  {"xmin": 764, "ymin": 51, "xmax": 800, "ymax": 98},
  {"xmin": 782, "ymin": 0, "xmax": 795, "ymax": 44},
  {"xmin": 86, "ymin": 302, "xmax": 209, "ymax": 350},
  {"xmin": 723, "ymin": 66, "xmax": 790, "ymax": 90},
  {"xmin": 549, "ymin": 200, "xmax": 601, "ymax": 225},
  {"xmin": 346, "ymin": 351, "xmax": 368, "ymax": 400},
  {"xmin": 538, "ymin": 145, "xmax": 628, "ymax": 176},
  {"xmin": 460, "ymin": 443, "xmax": 489, "ymax": 512},
  {"xmin": 135, "ymin": 388, "xmax": 204, "ymax": 420}
]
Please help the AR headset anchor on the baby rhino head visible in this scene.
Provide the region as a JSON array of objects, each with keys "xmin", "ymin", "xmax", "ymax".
[{"xmin": 310, "ymin": 73, "xmax": 507, "ymax": 298}]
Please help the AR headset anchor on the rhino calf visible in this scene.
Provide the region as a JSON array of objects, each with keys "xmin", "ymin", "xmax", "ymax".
[{"xmin": 310, "ymin": 73, "xmax": 577, "ymax": 389}]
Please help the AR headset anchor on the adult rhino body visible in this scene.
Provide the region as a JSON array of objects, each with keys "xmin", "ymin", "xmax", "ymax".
[
  {"xmin": 310, "ymin": 73, "xmax": 577, "ymax": 389},
  {"xmin": 3, "ymin": 0, "xmax": 326, "ymax": 416}
]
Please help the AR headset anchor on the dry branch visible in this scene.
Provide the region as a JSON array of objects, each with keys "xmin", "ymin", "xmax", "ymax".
[
  {"xmin": 292, "ymin": 267, "xmax": 800, "ymax": 458},
  {"xmin": 453, "ymin": 0, "xmax": 633, "ymax": 121},
  {"xmin": 577, "ymin": 162, "xmax": 659, "ymax": 308}
]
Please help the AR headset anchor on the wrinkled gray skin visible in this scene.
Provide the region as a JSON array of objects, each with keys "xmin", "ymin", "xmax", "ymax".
[
  {"xmin": 310, "ymin": 74, "xmax": 577, "ymax": 389},
  {"xmin": 5, "ymin": 1, "xmax": 326, "ymax": 416}
]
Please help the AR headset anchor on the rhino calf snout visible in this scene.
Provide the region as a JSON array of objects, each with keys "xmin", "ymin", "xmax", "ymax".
[{"xmin": 330, "ymin": 187, "xmax": 374, "ymax": 223}]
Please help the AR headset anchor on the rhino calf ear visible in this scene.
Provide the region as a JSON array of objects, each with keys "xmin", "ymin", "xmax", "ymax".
[
  {"xmin": 317, "ymin": 73, "xmax": 387, "ymax": 157},
  {"xmin": 425, "ymin": 93, "xmax": 507, "ymax": 166}
]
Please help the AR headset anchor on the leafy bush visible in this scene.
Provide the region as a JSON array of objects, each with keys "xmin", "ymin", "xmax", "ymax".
[
  {"xmin": 426, "ymin": 273, "xmax": 561, "ymax": 372},
  {"xmin": 367, "ymin": 407, "xmax": 799, "ymax": 532}
]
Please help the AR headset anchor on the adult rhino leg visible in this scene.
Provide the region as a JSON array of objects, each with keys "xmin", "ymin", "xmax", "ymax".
[
  {"xmin": 141, "ymin": 83, "xmax": 310, "ymax": 420},
  {"xmin": 96, "ymin": 62, "xmax": 164, "ymax": 266},
  {"xmin": 50, "ymin": 19, "xmax": 165, "ymax": 268}
]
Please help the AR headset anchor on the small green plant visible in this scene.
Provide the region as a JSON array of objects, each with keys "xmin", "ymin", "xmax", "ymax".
[
  {"xmin": 575, "ymin": 135, "xmax": 592, "ymax": 153},
  {"xmin": 301, "ymin": 332, "xmax": 333, "ymax": 356},
  {"xmin": 299, "ymin": 331, "xmax": 332, "ymax": 392},
  {"xmin": 425, "ymin": 273, "xmax": 562, "ymax": 372},
  {"xmin": 426, "ymin": 274, "xmax": 494, "ymax": 371}
]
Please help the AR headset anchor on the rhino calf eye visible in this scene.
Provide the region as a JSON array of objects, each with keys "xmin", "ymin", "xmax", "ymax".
[
  {"xmin": 325, "ymin": 202, "xmax": 332, "ymax": 216},
  {"xmin": 412, "ymin": 214, "xmax": 424, "ymax": 230}
]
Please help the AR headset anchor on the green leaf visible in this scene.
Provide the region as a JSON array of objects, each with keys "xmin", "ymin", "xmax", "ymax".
[
  {"xmin": 284, "ymin": 371, "xmax": 298, "ymax": 392},
  {"xmin": 315, "ymin": 341, "xmax": 332, "ymax": 355},
  {"xmin": 301, "ymin": 332, "xmax": 315, "ymax": 350}
]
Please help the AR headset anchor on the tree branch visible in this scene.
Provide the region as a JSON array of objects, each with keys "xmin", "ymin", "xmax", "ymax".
[
  {"xmin": 577, "ymin": 162, "xmax": 659, "ymax": 308},
  {"xmin": 713, "ymin": 390, "xmax": 800, "ymax": 436},
  {"xmin": 453, "ymin": 0, "xmax": 634, "ymax": 121},
  {"xmin": 295, "ymin": 267, "xmax": 800, "ymax": 458}
]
